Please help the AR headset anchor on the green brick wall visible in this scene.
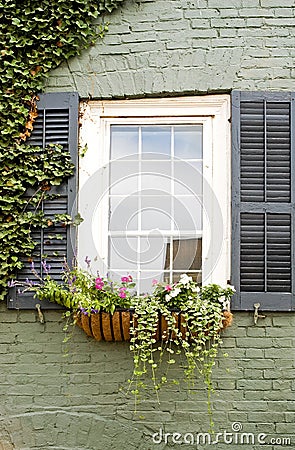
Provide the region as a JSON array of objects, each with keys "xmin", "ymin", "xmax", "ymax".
[
  {"xmin": 2, "ymin": 0, "xmax": 295, "ymax": 449},
  {"xmin": 1, "ymin": 305, "xmax": 294, "ymax": 449},
  {"xmin": 45, "ymin": 0, "xmax": 295, "ymax": 97}
]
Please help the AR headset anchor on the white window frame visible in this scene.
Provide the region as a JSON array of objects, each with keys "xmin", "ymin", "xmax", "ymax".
[{"xmin": 78, "ymin": 95, "xmax": 231, "ymax": 287}]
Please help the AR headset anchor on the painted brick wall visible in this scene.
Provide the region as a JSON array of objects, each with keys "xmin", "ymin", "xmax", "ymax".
[
  {"xmin": 1, "ymin": 304, "xmax": 294, "ymax": 449},
  {"xmin": 45, "ymin": 0, "xmax": 295, "ymax": 97},
  {"xmin": 2, "ymin": 0, "xmax": 295, "ymax": 449}
]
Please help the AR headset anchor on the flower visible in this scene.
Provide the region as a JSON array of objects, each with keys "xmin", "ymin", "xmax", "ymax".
[
  {"xmin": 165, "ymin": 284, "xmax": 172, "ymax": 292},
  {"xmin": 179, "ymin": 274, "xmax": 193, "ymax": 285},
  {"xmin": 152, "ymin": 279, "xmax": 158, "ymax": 286},
  {"xmin": 95, "ymin": 277, "xmax": 104, "ymax": 290},
  {"xmin": 170, "ymin": 287, "xmax": 181, "ymax": 298}
]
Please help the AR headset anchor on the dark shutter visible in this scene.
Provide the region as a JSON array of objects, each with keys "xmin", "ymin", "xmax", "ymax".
[
  {"xmin": 231, "ymin": 91, "xmax": 295, "ymax": 311},
  {"xmin": 7, "ymin": 92, "xmax": 78, "ymax": 309}
]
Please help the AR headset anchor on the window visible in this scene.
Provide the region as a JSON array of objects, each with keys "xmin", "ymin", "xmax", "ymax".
[
  {"xmin": 9, "ymin": 91, "xmax": 295, "ymax": 311},
  {"xmin": 78, "ymin": 96, "xmax": 231, "ymax": 293}
]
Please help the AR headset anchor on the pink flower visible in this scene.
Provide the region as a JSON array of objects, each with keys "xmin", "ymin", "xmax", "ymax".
[
  {"xmin": 121, "ymin": 276, "xmax": 129, "ymax": 283},
  {"xmin": 165, "ymin": 285, "xmax": 172, "ymax": 292},
  {"xmin": 119, "ymin": 291, "xmax": 126, "ymax": 298},
  {"xmin": 152, "ymin": 279, "xmax": 158, "ymax": 286},
  {"xmin": 128, "ymin": 275, "xmax": 133, "ymax": 282},
  {"xmin": 95, "ymin": 277, "xmax": 103, "ymax": 283}
]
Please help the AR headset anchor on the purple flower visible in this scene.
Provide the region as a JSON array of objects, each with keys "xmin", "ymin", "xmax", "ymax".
[
  {"xmin": 85, "ymin": 256, "xmax": 91, "ymax": 268},
  {"xmin": 41, "ymin": 260, "xmax": 51, "ymax": 274}
]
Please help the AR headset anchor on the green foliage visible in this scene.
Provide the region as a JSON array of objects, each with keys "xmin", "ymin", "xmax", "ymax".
[
  {"xmin": 0, "ymin": 0, "xmax": 124, "ymax": 299},
  {"xmin": 128, "ymin": 277, "xmax": 235, "ymax": 428}
]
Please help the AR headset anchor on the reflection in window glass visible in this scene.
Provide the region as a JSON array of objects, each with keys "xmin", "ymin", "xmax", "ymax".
[
  {"xmin": 174, "ymin": 125, "xmax": 203, "ymax": 159},
  {"xmin": 142, "ymin": 126, "xmax": 171, "ymax": 157},
  {"xmin": 110, "ymin": 126, "xmax": 138, "ymax": 159}
]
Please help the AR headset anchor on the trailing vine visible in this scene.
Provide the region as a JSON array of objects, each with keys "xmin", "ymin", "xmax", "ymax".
[{"xmin": 0, "ymin": 0, "xmax": 124, "ymax": 300}]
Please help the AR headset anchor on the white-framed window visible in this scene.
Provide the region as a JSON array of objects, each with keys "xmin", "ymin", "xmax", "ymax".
[{"xmin": 78, "ymin": 96, "xmax": 231, "ymax": 293}]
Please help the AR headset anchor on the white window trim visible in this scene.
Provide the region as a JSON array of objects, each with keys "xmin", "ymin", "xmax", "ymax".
[{"xmin": 78, "ymin": 95, "xmax": 231, "ymax": 287}]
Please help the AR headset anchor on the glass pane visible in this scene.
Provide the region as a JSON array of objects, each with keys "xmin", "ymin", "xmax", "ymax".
[
  {"xmin": 109, "ymin": 237, "xmax": 138, "ymax": 269},
  {"xmin": 139, "ymin": 271, "xmax": 165, "ymax": 294},
  {"xmin": 141, "ymin": 161, "xmax": 171, "ymax": 193},
  {"xmin": 109, "ymin": 197, "xmax": 139, "ymax": 231},
  {"xmin": 172, "ymin": 238, "xmax": 202, "ymax": 270},
  {"xmin": 141, "ymin": 196, "xmax": 171, "ymax": 230},
  {"xmin": 110, "ymin": 126, "xmax": 139, "ymax": 159},
  {"xmin": 110, "ymin": 161, "xmax": 140, "ymax": 195},
  {"xmin": 173, "ymin": 196, "xmax": 202, "ymax": 231},
  {"xmin": 139, "ymin": 236, "xmax": 168, "ymax": 270},
  {"xmin": 174, "ymin": 125, "xmax": 203, "ymax": 159},
  {"xmin": 142, "ymin": 126, "xmax": 171, "ymax": 158},
  {"xmin": 174, "ymin": 161, "xmax": 203, "ymax": 195}
]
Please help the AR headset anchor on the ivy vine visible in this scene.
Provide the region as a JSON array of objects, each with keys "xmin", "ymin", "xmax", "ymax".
[{"xmin": 0, "ymin": 0, "xmax": 124, "ymax": 300}]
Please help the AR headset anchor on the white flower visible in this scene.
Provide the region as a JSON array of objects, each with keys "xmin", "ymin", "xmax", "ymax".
[
  {"xmin": 170, "ymin": 287, "xmax": 181, "ymax": 298},
  {"xmin": 191, "ymin": 286, "xmax": 200, "ymax": 293},
  {"xmin": 165, "ymin": 294, "xmax": 171, "ymax": 301},
  {"xmin": 179, "ymin": 274, "xmax": 192, "ymax": 285}
]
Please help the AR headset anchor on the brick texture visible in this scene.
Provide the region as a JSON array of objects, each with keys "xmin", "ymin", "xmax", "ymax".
[
  {"xmin": 0, "ymin": 303, "xmax": 294, "ymax": 449},
  {"xmin": 45, "ymin": 0, "xmax": 295, "ymax": 97}
]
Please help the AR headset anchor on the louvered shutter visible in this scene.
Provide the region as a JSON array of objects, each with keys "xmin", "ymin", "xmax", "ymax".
[
  {"xmin": 231, "ymin": 91, "xmax": 295, "ymax": 311},
  {"xmin": 8, "ymin": 92, "xmax": 78, "ymax": 309}
]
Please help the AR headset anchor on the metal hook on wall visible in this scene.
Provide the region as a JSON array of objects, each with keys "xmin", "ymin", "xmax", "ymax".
[
  {"xmin": 253, "ymin": 303, "xmax": 266, "ymax": 326},
  {"xmin": 35, "ymin": 303, "xmax": 45, "ymax": 324}
]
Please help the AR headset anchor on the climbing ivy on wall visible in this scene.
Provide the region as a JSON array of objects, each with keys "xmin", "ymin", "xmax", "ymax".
[{"xmin": 0, "ymin": 0, "xmax": 124, "ymax": 300}]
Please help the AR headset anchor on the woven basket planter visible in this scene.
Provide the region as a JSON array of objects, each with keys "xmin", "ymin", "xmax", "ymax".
[
  {"xmin": 75, "ymin": 308, "xmax": 133, "ymax": 341},
  {"xmin": 75, "ymin": 309, "xmax": 233, "ymax": 342}
]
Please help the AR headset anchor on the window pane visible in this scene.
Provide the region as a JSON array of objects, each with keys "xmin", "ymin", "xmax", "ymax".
[
  {"xmin": 172, "ymin": 238, "xmax": 202, "ymax": 270},
  {"xmin": 141, "ymin": 196, "xmax": 171, "ymax": 230},
  {"xmin": 139, "ymin": 236, "xmax": 168, "ymax": 269},
  {"xmin": 142, "ymin": 126, "xmax": 171, "ymax": 158},
  {"xmin": 174, "ymin": 161, "xmax": 203, "ymax": 196},
  {"xmin": 173, "ymin": 196, "xmax": 202, "ymax": 231},
  {"xmin": 110, "ymin": 126, "xmax": 139, "ymax": 159},
  {"xmin": 109, "ymin": 197, "xmax": 139, "ymax": 231},
  {"xmin": 174, "ymin": 125, "xmax": 203, "ymax": 159},
  {"xmin": 110, "ymin": 161, "xmax": 140, "ymax": 194},
  {"xmin": 141, "ymin": 161, "xmax": 171, "ymax": 193},
  {"xmin": 109, "ymin": 237, "xmax": 138, "ymax": 269}
]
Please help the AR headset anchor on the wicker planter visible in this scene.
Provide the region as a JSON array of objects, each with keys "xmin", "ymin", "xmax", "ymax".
[
  {"xmin": 75, "ymin": 308, "xmax": 133, "ymax": 341},
  {"xmin": 75, "ymin": 309, "xmax": 233, "ymax": 342}
]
